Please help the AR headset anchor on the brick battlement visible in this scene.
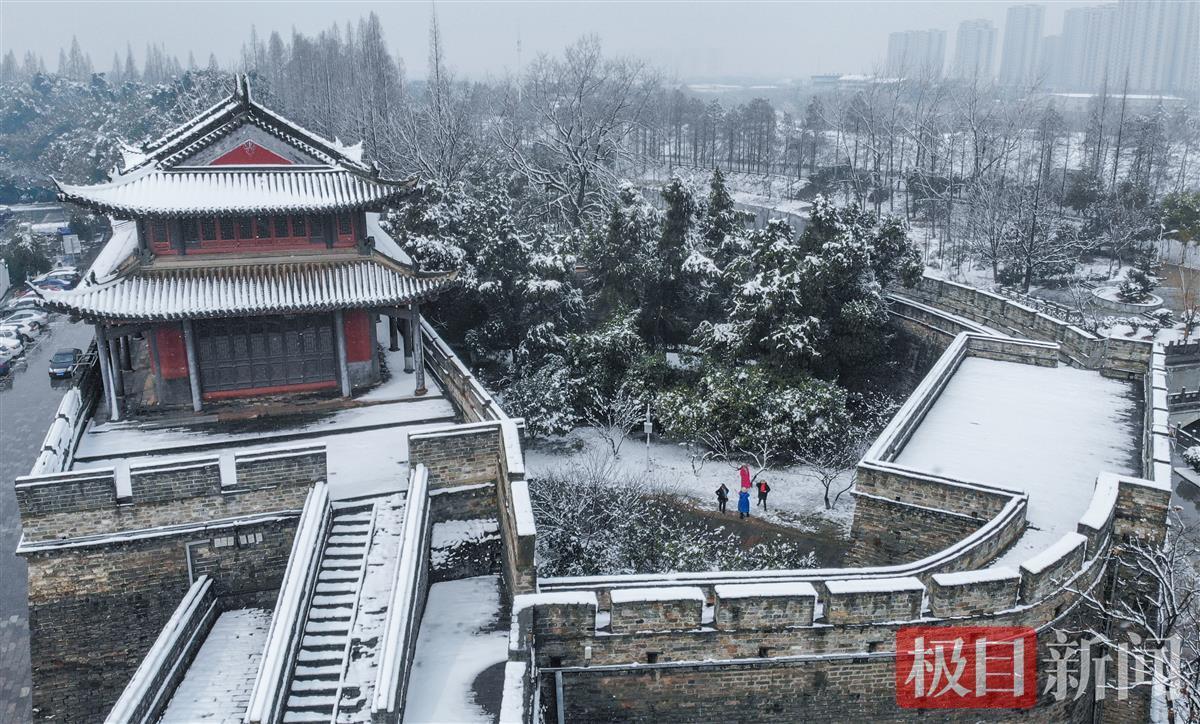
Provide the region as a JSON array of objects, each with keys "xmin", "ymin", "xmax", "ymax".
[{"xmin": 15, "ymin": 443, "xmax": 325, "ymax": 545}]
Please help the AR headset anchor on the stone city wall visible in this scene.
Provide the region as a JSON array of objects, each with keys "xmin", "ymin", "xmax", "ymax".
[
  {"xmin": 15, "ymin": 444, "xmax": 324, "ymax": 541},
  {"xmin": 24, "ymin": 514, "xmax": 298, "ymax": 722},
  {"xmin": 893, "ymin": 274, "xmax": 1154, "ymax": 377},
  {"xmin": 408, "ymin": 420, "xmax": 536, "ymax": 596}
]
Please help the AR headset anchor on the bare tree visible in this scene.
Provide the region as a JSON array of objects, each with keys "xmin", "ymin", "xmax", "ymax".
[
  {"xmin": 583, "ymin": 384, "xmax": 643, "ymax": 457},
  {"xmin": 385, "ymin": 9, "xmax": 479, "ymax": 185},
  {"xmin": 498, "ymin": 35, "xmax": 659, "ymax": 226},
  {"xmin": 1071, "ymin": 511, "xmax": 1200, "ymax": 722}
]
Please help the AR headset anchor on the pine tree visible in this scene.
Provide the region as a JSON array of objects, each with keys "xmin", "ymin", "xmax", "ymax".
[
  {"xmin": 1, "ymin": 51, "xmax": 18, "ymax": 82},
  {"xmin": 123, "ymin": 44, "xmax": 139, "ymax": 83},
  {"xmin": 645, "ymin": 175, "xmax": 696, "ymax": 346}
]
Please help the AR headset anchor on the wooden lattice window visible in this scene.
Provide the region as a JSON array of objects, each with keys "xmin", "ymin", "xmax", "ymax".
[
  {"xmin": 274, "ymin": 216, "xmax": 289, "ymax": 237},
  {"xmin": 291, "ymin": 216, "xmax": 307, "ymax": 237},
  {"xmin": 181, "ymin": 219, "xmax": 199, "ymax": 244},
  {"xmin": 201, "ymin": 219, "xmax": 217, "ymax": 241},
  {"xmin": 219, "ymin": 218, "xmax": 236, "ymax": 240},
  {"xmin": 151, "ymin": 220, "xmax": 169, "ymax": 244}
]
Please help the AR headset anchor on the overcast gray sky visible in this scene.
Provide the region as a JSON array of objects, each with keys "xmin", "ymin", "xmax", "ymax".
[{"xmin": 1, "ymin": 1, "xmax": 1096, "ymax": 81}]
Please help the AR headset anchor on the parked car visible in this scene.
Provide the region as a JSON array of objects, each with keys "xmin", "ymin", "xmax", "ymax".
[
  {"xmin": 31, "ymin": 277, "xmax": 73, "ymax": 291},
  {"xmin": 0, "ymin": 329, "xmax": 26, "ymax": 356},
  {"xmin": 1, "ymin": 320, "xmax": 38, "ymax": 340},
  {"xmin": 0, "ymin": 352, "xmax": 11, "ymax": 377},
  {"xmin": 48, "ymin": 348, "xmax": 82, "ymax": 378},
  {"xmin": 2, "ymin": 308, "xmax": 49, "ymax": 329},
  {"xmin": 3, "ymin": 297, "xmax": 43, "ymax": 313},
  {"xmin": 33, "ymin": 269, "xmax": 80, "ymax": 289}
]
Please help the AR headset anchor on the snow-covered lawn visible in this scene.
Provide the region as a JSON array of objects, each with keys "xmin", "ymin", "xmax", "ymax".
[
  {"xmin": 895, "ymin": 357, "xmax": 1140, "ymax": 568},
  {"xmin": 403, "ymin": 575, "xmax": 508, "ymax": 724},
  {"xmin": 525, "ymin": 427, "xmax": 856, "ymax": 535}
]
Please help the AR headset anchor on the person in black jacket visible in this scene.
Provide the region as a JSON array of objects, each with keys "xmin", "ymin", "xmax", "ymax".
[
  {"xmin": 756, "ymin": 480, "xmax": 771, "ymax": 510},
  {"xmin": 716, "ymin": 483, "xmax": 730, "ymax": 513}
]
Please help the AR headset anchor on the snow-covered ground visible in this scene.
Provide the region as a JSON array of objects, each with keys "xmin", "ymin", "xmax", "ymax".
[
  {"xmin": 403, "ymin": 575, "xmax": 508, "ymax": 724},
  {"xmin": 158, "ymin": 608, "xmax": 271, "ymax": 724},
  {"xmin": 76, "ymin": 407, "xmax": 457, "ymax": 501},
  {"xmin": 895, "ymin": 357, "xmax": 1140, "ymax": 568},
  {"xmin": 526, "ymin": 427, "xmax": 856, "ymax": 534}
]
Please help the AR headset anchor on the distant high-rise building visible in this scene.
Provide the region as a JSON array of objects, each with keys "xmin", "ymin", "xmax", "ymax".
[
  {"xmin": 1039, "ymin": 34, "xmax": 1062, "ymax": 88},
  {"xmin": 1058, "ymin": 5, "xmax": 1118, "ymax": 91},
  {"xmin": 885, "ymin": 29, "xmax": 946, "ymax": 79},
  {"xmin": 999, "ymin": 3, "xmax": 1045, "ymax": 86},
  {"xmin": 1110, "ymin": 0, "xmax": 1199, "ymax": 96},
  {"xmin": 952, "ymin": 19, "xmax": 997, "ymax": 80}
]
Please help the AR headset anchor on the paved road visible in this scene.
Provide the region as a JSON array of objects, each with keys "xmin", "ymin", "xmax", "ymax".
[{"xmin": 0, "ymin": 316, "xmax": 94, "ymax": 724}]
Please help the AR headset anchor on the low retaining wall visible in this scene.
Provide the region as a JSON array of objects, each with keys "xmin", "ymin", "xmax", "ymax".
[
  {"xmin": 28, "ymin": 345, "xmax": 101, "ymax": 475},
  {"xmin": 894, "ymin": 274, "xmax": 1154, "ymax": 377},
  {"xmin": 104, "ymin": 576, "xmax": 217, "ymax": 724},
  {"xmin": 408, "ymin": 420, "xmax": 536, "ymax": 596},
  {"xmin": 372, "ymin": 465, "xmax": 433, "ymax": 722},
  {"xmin": 244, "ymin": 483, "xmax": 332, "ymax": 724}
]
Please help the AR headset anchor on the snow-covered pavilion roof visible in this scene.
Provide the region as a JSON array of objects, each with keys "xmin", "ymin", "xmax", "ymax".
[
  {"xmin": 35, "ymin": 255, "xmax": 455, "ymax": 322},
  {"xmin": 54, "ymin": 74, "xmax": 414, "ymax": 218},
  {"xmin": 57, "ymin": 168, "xmax": 410, "ymax": 218},
  {"xmin": 34, "ymin": 219, "xmax": 453, "ymax": 322}
]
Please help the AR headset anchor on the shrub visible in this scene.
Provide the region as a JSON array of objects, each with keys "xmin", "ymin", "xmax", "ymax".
[
  {"xmin": 528, "ymin": 455, "xmax": 820, "ymax": 576},
  {"xmin": 1184, "ymin": 446, "xmax": 1200, "ymax": 473}
]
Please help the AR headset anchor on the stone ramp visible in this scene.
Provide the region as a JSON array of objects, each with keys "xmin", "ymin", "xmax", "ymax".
[{"xmin": 159, "ymin": 608, "xmax": 272, "ymax": 724}]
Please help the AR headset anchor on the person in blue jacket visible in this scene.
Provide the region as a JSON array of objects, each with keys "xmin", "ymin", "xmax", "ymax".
[{"xmin": 737, "ymin": 489, "xmax": 751, "ymax": 519}]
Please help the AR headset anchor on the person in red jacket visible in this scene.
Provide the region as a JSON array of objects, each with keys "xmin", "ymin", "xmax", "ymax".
[
  {"xmin": 756, "ymin": 480, "xmax": 771, "ymax": 510},
  {"xmin": 739, "ymin": 464, "xmax": 752, "ymax": 490}
]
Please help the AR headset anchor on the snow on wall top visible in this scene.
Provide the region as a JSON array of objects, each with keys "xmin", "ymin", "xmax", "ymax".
[
  {"xmin": 713, "ymin": 582, "xmax": 819, "ymax": 599},
  {"xmin": 931, "ymin": 567, "xmax": 1020, "ymax": 587},
  {"xmin": 1020, "ymin": 532, "xmax": 1087, "ymax": 575},
  {"xmin": 512, "ymin": 591, "xmax": 598, "ymax": 611},
  {"xmin": 35, "ymin": 257, "xmax": 455, "ymax": 321},
  {"xmin": 609, "ymin": 586, "xmax": 706, "ymax": 604},
  {"xmin": 825, "ymin": 576, "xmax": 924, "ymax": 595}
]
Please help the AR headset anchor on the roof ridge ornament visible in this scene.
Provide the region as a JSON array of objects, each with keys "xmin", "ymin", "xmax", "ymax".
[{"xmin": 233, "ymin": 73, "xmax": 253, "ymax": 106}]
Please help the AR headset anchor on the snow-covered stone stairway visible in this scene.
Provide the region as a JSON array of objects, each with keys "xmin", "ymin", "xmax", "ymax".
[{"xmin": 282, "ymin": 506, "xmax": 377, "ymax": 724}]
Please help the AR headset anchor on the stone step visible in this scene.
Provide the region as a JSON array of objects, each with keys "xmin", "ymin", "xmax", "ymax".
[
  {"xmin": 299, "ymin": 634, "xmax": 346, "ymax": 650},
  {"xmin": 285, "ymin": 693, "xmax": 336, "ymax": 713},
  {"xmin": 305, "ymin": 619, "xmax": 352, "ymax": 634},
  {"xmin": 315, "ymin": 582, "xmax": 357, "ymax": 595},
  {"xmin": 296, "ymin": 649, "xmax": 342, "ymax": 666},
  {"xmin": 291, "ymin": 666, "xmax": 341, "ymax": 682},
  {"xmin": 283, "ymin": 709, "xmax": 333, "ymax": 723},
  {"xmin": 291, "ymin": 678, "xmax": 340, "ymax": 693},
  {"xmin": 318, "ymin": 570, "xmax": 359, "ymax": 583}
]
